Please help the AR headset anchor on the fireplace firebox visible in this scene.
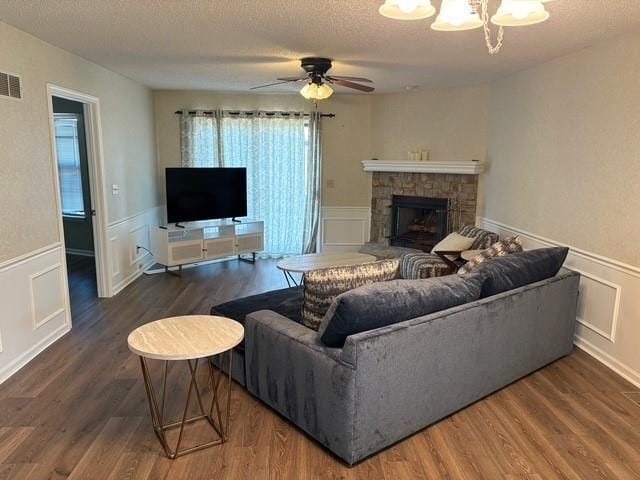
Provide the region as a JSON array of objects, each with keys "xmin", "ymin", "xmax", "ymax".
[{"xmin": 389, "ymin": 195, "xmax": 451, "ymax": 252}]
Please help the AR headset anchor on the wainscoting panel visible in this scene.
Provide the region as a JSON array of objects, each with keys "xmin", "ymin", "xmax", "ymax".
[
  {"xmin": 108, "ymin": 206, "xmax": 162, "ymax": 295},
  {"xmin": 478, "ymin": 217, "xmax": 640, "ymax": 387},
  {"xmin": 319, "ymin": 207, "xmax": 371, "ymax": 253},
  {"xmin": 0, "ymin": 243, "xmax": 71, "ymax": 384},
  {"xmin": 29, "ymin": 263, "xmax": 65, "ymax": 330}
]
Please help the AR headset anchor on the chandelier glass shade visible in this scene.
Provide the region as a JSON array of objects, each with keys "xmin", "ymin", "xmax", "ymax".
[
  {"xmin": 431, "ymin": 0, "xmax": 483, "ymax": 31},
  {"xmin": 379, "ymin": 0, "xmax": 553, "ymax": 54},
  {"xmin": 491, "ymin": 0, "xmax": 550, "ymax": 27},
  {"xmin": 379, "ymin": 0, "xmax": 437, "ymax": 20}
]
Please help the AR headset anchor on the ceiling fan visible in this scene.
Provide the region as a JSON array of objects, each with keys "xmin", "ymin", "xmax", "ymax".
[{"xmin": 250, "ymin": 57, "xmax": 375, "ymax": 100}]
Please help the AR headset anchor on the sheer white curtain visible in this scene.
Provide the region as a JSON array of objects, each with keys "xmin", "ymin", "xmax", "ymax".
[
  {"xmin": 180, "ymin": 110, "xmax": 221, "ymax": 167},
  {"xmin": 179, "ymin": 110, "xmax": 322, "ymax": 257}
]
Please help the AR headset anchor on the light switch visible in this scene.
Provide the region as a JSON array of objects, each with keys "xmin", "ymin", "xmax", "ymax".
[
  {"xmin": 326, "ymin": 179, "xmax": 335, "ymax": 188},
  {"xmin": 112, "ymin": 184, "xmax": 120, "ymax": 195}
]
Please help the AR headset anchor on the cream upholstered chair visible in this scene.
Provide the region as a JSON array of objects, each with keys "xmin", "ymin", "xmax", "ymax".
[{"xmin": 399, "ymin": 225, "xmax": 499, "ymax": 279}]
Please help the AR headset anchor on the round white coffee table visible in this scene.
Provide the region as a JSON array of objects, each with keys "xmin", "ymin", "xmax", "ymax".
[
  {"xmin": 128, "ymin": 315, "xmax": 244, "ymax": 459},
  {"xmin": 276, "ymin": 252, "xmax": 376, "ymax": 286}
]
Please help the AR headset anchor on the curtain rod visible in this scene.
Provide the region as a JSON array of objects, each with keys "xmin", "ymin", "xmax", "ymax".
[{"xmin": 174, "ymin": 109, "xmax": 335, "ymax": 118}]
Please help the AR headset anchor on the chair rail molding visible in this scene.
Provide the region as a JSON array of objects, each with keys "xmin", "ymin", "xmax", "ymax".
[
  {"xmin": 319, "ymin": 207, "xmax": 371, "ymax": 253},
  {"xmin": 477, "ymin": 216, "xmax": 640, "ymax": 388}
]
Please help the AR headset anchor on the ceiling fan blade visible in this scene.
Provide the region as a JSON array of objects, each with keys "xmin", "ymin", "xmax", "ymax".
[
  {"xmin": 250, "ymin": 80, "xmax": 297, "ymax": 90},
  {"xmin": 327, "ymin": 75, "xmax": 373, "ymax": 83},
  {"xmin": 276, "ymin": 76, "xmax": 308, "ymax": 82},
  {"xmin": 328, "ymin": 78, "xmax": 375, "ymax": 93}
]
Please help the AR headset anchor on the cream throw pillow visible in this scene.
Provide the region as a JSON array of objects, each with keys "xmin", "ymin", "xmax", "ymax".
[{"xmin": 431, "ymin": 232, "xmax": 475, "ymax": 260}]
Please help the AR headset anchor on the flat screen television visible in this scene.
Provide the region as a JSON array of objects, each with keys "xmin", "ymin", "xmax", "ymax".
[{"xmin": 166, "ymin": 167, "xmax": 247, "ymax": 223}]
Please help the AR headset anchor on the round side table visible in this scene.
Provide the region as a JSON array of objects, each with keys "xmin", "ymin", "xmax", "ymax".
[{"xmin": 127, "ymin": 315, "xmax": 244, "ymax": 459}]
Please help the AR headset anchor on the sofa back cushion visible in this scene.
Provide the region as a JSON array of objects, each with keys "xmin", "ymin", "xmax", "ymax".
[
  {"xmin": 319, "ymin": 273, "xmax": 484, "ymax": 348},
  {"xmin": 302, "ymin": 259, "xmax": 400, "ymax": 330},
  {"xmin": 457, "ymin": 236, "xmax": 523, "ymax": 275},
  {"xmin": 474, "ymin": 247, "xmax": 569, "ymax": 298}
]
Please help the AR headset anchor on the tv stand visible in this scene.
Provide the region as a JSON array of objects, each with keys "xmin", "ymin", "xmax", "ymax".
[
  {"xmin": 150, "ymin": 220, "xmax": 264, "ymax": 272},
  {"xmin": 231, "ymin": 217, "xmax": 242, "ymax": 223},
  {"xmin": 174, "ymin": 223, "xmax": 186, "ymax": 229}
]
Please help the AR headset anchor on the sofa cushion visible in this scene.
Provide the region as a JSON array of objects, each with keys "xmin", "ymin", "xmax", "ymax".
[
  {"xmin": 210, "ymin": 286, "xmax": 303, "ymax": 351},
  {"xmin": 302, "ymin": 259, "xmax": 400, "ymax": 331},
  {"xmin": 319, "ymin": 274, "xmax": 484, "ymax": 348},
  {"xmin": 457, "ymin": 236, "xmax": 523, "ymax": 274},
  {"xmin": 473, "ymin": 247, "xmax": 569, "ymax": 298},
  {"xmin": 399, "ymin": 252, "xmax": 450, "ymax": 280}
]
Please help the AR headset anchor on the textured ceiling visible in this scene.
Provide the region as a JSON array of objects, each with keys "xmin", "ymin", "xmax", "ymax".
[{"xmin": 1, "ymin": 0, "xmax": 639, "ymax": 93}]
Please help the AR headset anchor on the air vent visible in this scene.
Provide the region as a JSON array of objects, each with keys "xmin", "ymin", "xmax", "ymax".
[{"xmin": 0, "ymin": 72, "xmax": 22, "ymax": 100}]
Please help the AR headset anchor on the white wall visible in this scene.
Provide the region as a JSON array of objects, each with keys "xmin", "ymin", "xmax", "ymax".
[
  {"xmin": 370, "ymin": 86, "xmax": 489, "ymax": 162},
  {"xmin": 479, "ymin": 31, "xmax": 640, "ymax": 386},
  {"xmin": 0, "ymin": 21, "xmax": 159, "ymax": 383}
]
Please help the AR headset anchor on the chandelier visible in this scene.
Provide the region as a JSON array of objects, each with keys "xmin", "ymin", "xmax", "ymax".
[{"xmin": 378, "ymin": 0, "xmax": 553, "ymax": 54}]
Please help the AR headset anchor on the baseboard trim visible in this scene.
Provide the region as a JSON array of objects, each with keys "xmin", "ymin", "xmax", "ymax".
[
  {"xmin": 575, "ymin": 336, "xmax": 640, "ymax": 389},
  {"xmin": 0, "ymin": 322, "xmax": 71, "ymax": 385},
  {"xmin": 112, "ymin": 257, "xmax": 155, "ymax": 296}
]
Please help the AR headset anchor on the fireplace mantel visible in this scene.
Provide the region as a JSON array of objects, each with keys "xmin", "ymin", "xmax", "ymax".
[{"xmin": 362, "ymin": 160, "xmax": 484, "ymax": 175}]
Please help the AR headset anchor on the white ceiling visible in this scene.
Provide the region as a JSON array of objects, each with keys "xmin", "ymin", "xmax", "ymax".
[{"xmin": 1, "ymin": 1, "xmax": 639, "ymax": 93}]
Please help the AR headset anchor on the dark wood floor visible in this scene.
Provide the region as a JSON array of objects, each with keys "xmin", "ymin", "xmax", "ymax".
[{"xmin": 0, "ymin": 258, "xmax": 639, "ymax": 479}]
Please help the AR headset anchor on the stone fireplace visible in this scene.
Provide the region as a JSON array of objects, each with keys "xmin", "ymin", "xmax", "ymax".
[{"xmin": 370, "ymin": 172, "xmax": 478, "ymax": 248}]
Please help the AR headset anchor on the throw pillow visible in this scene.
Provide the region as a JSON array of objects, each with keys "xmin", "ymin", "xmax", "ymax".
[
  {"xmin": 431, "ymin": 232, "xmax": 475, "ymax": 260},
  {"xmin": 399, "ymin": 252, "xmax": 451, "ymax": 280},
  {"xmin": 458, "ymin": 225, "xmax": 500, "ymax": 250},
  {"xmin": 301, "ymin": 259, "xmax": 400, "ymax": 330},
  {"xmin": 473, "ymin": 247, "xmax": 569, "ymax": 298},
  {"xmin": 457, "ymin": 236, "xmax": 523, "ymax": 275},
  {"xmin": 319, "ymin": 273, "xmax": 485, "ymax": 348}
]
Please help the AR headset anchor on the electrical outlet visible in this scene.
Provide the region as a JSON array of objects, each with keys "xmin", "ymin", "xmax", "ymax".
[{"xmin": 112, "ymin": 184, "xmax": 120, "ymax": 195}]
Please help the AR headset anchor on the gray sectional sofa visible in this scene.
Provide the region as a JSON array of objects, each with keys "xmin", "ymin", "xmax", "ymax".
[{"xmin": 212, "ymin": 264, "xmax": 580, "ymax": 465}]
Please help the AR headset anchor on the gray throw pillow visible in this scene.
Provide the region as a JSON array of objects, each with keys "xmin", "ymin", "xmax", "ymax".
[
  {"xmin": 473, "ymin": 247, "xmax": 569, "ymax": 298},
  {"xmin": 319, "ymin": 273, "xmax": 484, "ymax": 348}
]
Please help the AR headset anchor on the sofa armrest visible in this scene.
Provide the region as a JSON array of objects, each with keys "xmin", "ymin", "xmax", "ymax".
[{"xmin": 243, "ymin": 310, "xmax": 358, "ymax": 464}]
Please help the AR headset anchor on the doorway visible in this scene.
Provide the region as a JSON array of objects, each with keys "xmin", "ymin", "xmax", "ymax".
[
  {"xmin": 52, "ymin": 97, "xmax": 97, "ymax": 308},
  {"xmin": 47, "ymin": 85, "xmax": 110, "ymax": 303}
]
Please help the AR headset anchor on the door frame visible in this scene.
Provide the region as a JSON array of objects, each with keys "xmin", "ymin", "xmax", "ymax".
[{"xmin": 46, "ymin": 84, "xmax": 112, "ymax": 297}]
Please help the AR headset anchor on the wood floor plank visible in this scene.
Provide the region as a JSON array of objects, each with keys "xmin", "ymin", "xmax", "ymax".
[
  {"xmin": 68, "ymin": 416, "xmax": 142, "ymax": 480},
  {"xmin": 0, "ymin": 257, "xmax": 638, "ymax": 479}
]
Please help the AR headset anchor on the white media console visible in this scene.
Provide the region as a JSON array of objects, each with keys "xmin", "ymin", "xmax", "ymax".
[{"xmin": 151, "ymin": 220, "xmax": 264, "ymax": 271}]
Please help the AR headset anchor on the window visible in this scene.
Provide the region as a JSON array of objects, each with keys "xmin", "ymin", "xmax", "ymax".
[
  {"xmin": 180, "ymin": 112, "xmax": 322, "ymax": 256},
  {"xmin": 54, "ymin": 114, "xmax": 85, "ymax": 217}
]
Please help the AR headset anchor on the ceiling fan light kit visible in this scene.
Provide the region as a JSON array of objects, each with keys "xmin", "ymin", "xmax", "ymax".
[
  {"xmin": 380, "ymin": 0, "xmax": 553, "ymax": 54},
  {"xmin": 252, "ymin": 57, "xmax": 374, "ymax": 101},
  {"xmin": 300, "ymin": 82, "xmax": 334, "ymax": 100}
]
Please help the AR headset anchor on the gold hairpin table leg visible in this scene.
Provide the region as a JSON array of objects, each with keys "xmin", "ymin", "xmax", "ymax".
[{"xmin": 138, "ymin": 349, "xmax": 234, "ymax": 459}]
